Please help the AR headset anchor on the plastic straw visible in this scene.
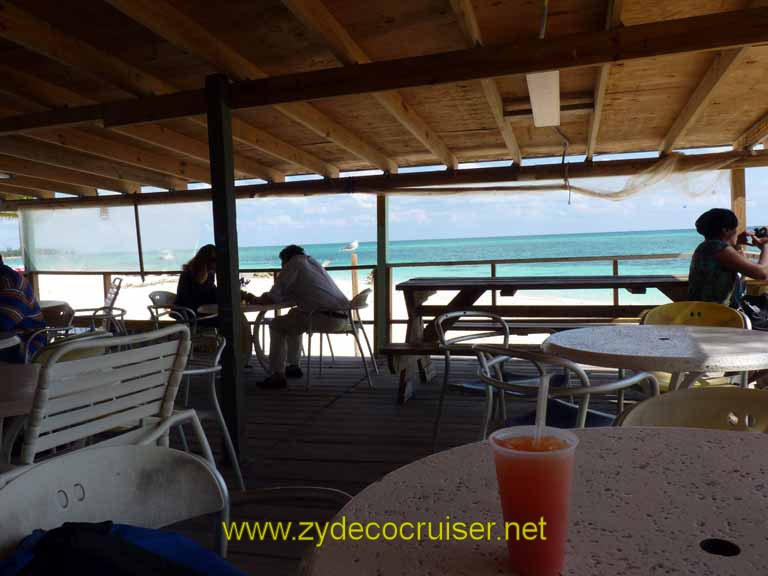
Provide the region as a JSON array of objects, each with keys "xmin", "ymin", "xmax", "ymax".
[{"xmin": 533, "ymin": 373, "xmax": 551, "ymax": 446}]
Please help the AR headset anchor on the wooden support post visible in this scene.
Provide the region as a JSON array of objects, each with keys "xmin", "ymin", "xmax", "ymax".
[
  {"xmin": 491, "ymin": 262, "xmax": 497, "ymax": 307},
  {"xmin": 206, "ymin": 74, "xmax": 244, "ymax": 456},
  {"xmin": 612, "ymin": 260, "xmax": 619, "ymax": 307},
  {"xmin": 731, "ymin": 168, "xmax": 747, "ymax": 232},
  {"xmin": 374, "ymin": 194, "xmax": 389, "ymax": 352}
]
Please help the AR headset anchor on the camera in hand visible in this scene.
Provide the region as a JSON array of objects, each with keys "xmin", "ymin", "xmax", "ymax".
[
  {"xmin": 738, "ymin": 227, "xmax": 768, "ymax": 246},
  {"xmin": 755, "ymin": 226, "xmax": 768, "ymax": 239}
]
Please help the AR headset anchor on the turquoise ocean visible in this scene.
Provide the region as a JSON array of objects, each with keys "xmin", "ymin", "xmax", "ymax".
[{"xmin": 14, "ymin": 228, "xmax": 703, "ymax": 305}]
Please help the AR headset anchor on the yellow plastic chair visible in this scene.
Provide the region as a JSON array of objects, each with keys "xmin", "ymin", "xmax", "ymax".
[
  {"xmin": 640, "ymin": 301, "xmax": 749, "ymax": 390},
  {"xmin": 641, "ymin": 301, "xmax": 748, "ymax": 329},
  {"xmin": 617, "ymin": 387, "xmax": 768, "ymax": 432}
]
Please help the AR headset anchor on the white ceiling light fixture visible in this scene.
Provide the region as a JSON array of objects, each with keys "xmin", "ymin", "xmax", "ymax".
[{"xmin": 526, "ymin": 71, "xmax": 561, "ymax": 127}]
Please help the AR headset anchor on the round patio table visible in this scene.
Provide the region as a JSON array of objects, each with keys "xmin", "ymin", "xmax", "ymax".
[
  {"xmin": 197, "ymin": 302, "xmax": 294, "ymax": 370},
  {"xmin": 305, "ymin": 427, "xmax": 768, "ymax": 576},
  {"xmin": 542, "ymin": 325, "xmax": 768, "ymax": 389}
]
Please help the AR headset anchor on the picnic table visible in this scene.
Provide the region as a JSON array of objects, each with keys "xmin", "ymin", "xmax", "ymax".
[{"xmin": 390, "ymin": 275, "xmax": 689, "ymax": 403}]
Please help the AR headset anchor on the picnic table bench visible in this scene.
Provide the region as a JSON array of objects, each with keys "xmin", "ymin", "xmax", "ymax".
[{"xmin": 388, "ymin": 274, "xmax": 690, "ymax": 403}]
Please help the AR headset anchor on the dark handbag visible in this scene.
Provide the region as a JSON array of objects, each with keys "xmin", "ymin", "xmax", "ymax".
[{"xmin": 739, "ymin": 294, "xmax": 768, "ymax": 330}]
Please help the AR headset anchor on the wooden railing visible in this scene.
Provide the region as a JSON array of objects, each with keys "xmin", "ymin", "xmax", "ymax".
[{"xmin": 29, "ymin": 251, "xmax": 698, "ymax": 351}]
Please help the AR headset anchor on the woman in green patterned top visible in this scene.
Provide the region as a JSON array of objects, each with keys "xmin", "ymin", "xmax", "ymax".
[{"xmin": 688, "ymin": 208, "xmax": 768, "ymax": 307}]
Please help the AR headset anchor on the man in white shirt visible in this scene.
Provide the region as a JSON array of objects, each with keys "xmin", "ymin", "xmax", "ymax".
[{"xmin": 252, "ymin": 245, "xmax": 350, "ymax": 389}]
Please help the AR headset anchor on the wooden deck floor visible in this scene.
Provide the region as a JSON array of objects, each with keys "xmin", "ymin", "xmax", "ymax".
[{"xmin": 177, "ymin": 354, "xmax": 630, "ymax": 575}]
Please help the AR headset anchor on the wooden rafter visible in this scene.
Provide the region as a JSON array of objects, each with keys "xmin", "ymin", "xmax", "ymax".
[
  {"xmin": 282, "ymin": 0, "xmax": 458, "ymax": 169},
  {"xmin": 586, "ymin": 0, "xmax": 624, "ymax": 160},
  {"xmin": 661, "ymin": 0, "xmax": 768, "ymax": 152},
  {"xmin": 104, "ymin": 0, "xmax": 398, "ymax": 174},
  {"xmin": 0, "ymin": 183, "xmax": 53, "ymax": 199},
  {"xmin": 0, "ymin": 64, "xmax": 281, "ymax": 182},
  {"xmin": 9, "ymin": 148, "xmax": 768, "ymax": 211},
  {"xmin": 734, "ymin": 111, "xmax": 768, "ymax": 150},
  {"xmin": 449, "ymin": 0, "xmax": 521, "ymax": 164},
  {"xmin": 660, "ymin": 48, "xmax": 747, "ymax": 152},
  {"xmin": 0, "ymin": 136, "xmax": 186, "ymax": 189},
  {"xmin": 0, "ymin": 154, "xmax": 139, "ymax": 194},
  {"xmin": 0, "ymin": 2, "xmax": 322, "ymax": 178},
  {"xmin": 1, "ymin": 7, "xmax": 768, "ymax": 137},
  {"xmin": 4, "ymin": 174, "xmax": 96, "ymax": 197}
]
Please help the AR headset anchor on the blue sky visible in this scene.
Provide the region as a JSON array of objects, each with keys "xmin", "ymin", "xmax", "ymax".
[{"xmin": 2, "ymin": 148, "xmax": 766, "ymax": 253}]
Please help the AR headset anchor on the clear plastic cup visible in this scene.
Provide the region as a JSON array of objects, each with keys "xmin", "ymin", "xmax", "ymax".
[{"xmin": 489, "ymin": 426, "xmax": 579, "ymax": 576}]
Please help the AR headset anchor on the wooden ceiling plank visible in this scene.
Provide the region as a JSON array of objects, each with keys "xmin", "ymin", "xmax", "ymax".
[
  {"xmin": 0, "ymin": 154, "xmax": 139, "ymax": 194},
  {"xmin": 735, "ymin": 112, "xmax": 768, "ymax": 149},
  {"xmin": 282, "ymin": 0, "xmax": 458, "ymax": 168},
  {"xmin": 0, "ymin": 183, "xmax": 53, "ymax": 199},
  {"xmin": 0, "ymin": 2, "xmax": 306, "ymax": 178},
  {"xmin": 450, "ymin": 0, "xmax": 522, "ymax": 163},
  {"xmin": 586, "ymin": 0, "xmax": 625, "ymax": 160},
  {"xmin": 4, "ymin": 174, "xmax": 96, "ymax": 197},
  {"xmin": 104, "ymin": 0, "xmax": 398, "ymax": 174},
  {"xmin": 0, "ymin": 65, "xmax": 282, "ymax": 181},
  {"xmin": 30, "ymin": 127, "xmax": 211, "ymax": 182},
  {"xmin": 4, "ymin": 7, "xmax": 768, "ymax": 134},
  {"xmin": 661, "ymin": 48, "xmax": 747, "ymax": 152},
  {"xmin": 0, "ymin": 135, "xmax": 183, "ymax": 189}
]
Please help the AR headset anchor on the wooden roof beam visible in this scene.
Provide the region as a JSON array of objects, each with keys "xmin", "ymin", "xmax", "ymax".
[
  {"xmin": 9, "ymin": 148, "xmax": 768, "ymax": 211},
  {"xmin": 4, "ymin": 174, "xmax": 96, "ymax": 197},
  {"xmin": 0, "ymin": 183, "xmax": 53, "ymax": 199},
  {"xmin": 0, "ymin": 135, "xmax": 185, "ymax": 189},
  {"xmin": 282, "ymin": 0, "xmax": 458, "ymax": 169},
  {"xmin": 661, "ymin": 0, "xmax": 767, "ymax": 153},
  {"xmin": 0, "ymin": 155, "xmax": 139, "ymax": 194},
  {"xmin": 449, "ymin": 0, "xmax": 521, "ymax": 164},
  {"xmin": 0, "ymin": 65, "xmax": 281, "ymax": 182},
  {"xmin": 586, "ymin": 0, "xmax": 624, "ymax": 160},
  {"xmin": 104, "ymin": 0, "xmax": 397, "ymax": 174},
  {"xmin": 3, "ymin": 7, "xmax": 768, "ymax": 130},
  {"xmin": 29, "ymin": 127, "xmax": 211, "ymax": 183},
  {"xmin": 0, "ymin": 2, "xmax": 307, "ymax": 179},
  {"xmin": 735, "ymin": 112, "xmax": 768, "ymax": 150}
]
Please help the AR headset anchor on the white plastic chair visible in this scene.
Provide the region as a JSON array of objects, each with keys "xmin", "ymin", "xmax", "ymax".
[
  {"xmin": 474, "ymin": 344, "xmax": 660, "ymax": 439},
  {"xmin": 181, "ymin": 336, "xmax": 245, "ymax": 491},
  {"xmin": 1, "ymin": 326, "xmax": 219, "ymax": 485},
  {"xmin": 305, "ymin": 288, "xmax": 378, "ymax": 389},
  {"xmin": 72, "ymin": 277, "xmax": 127, "ymax": 335},
  {"xmin": 0, "ymin": 445, "xmax": 230, "ymax": 559},
  {"xmin": 432, "ymin": 311, "xmax": 510, "ymax": 449}
]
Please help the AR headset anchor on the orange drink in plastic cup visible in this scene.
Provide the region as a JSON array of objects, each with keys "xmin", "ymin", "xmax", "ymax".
[{"xmin": 489, "ymin": 426, "xmax": 578, "ymax": 576}]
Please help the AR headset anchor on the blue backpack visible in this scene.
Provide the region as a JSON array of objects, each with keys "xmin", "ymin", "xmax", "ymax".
[{"xmin": 0, "ymin": 522, "xmax": 246, "ymax": 576}]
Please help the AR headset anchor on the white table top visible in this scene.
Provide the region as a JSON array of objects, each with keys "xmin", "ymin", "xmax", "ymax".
[
  {"xmin": 197, "ymin": 302, "xmax": 293, "ymax": 315},
  {"xmin": 306, "ymin": 428, "xmax": 768, "ymax": 576},
  {"xmin": 542, "ymin": 324, "xmax": 768, "ymax": 373}
]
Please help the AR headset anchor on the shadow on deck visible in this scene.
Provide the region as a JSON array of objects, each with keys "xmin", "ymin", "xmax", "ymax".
[{"xmin": 177, "ymin": 355, "xmax": 626, "ymax": 575}]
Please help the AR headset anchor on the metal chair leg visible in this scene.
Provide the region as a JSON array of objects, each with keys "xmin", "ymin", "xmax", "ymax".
[
  {"xmin": 431, "ymin": 352, "xmax": 451, "ymax": 451},
  {"xmin": 359, "ymin": 321, "xmax": 379, "ymax": 375},
  {"xmin": 305, "ymin": 331, "xmax": 313, "ymax": 390},
  {"xmin": 210, "ymin": 375, "xmax": 245, "ymax": 491},
  {"xmin": 351, "ymin": 328, "xmax": 373, "ymax": 389},
  {"xmin": 481, "ymin": 386, "xmax": 495, "ymax": 440},
  {"xmin": 319, "ymin": 331, "xmax": 324, "ymax": 377},
  {"xmin": 326, "ymin": 334, "xmax": 335, "ymax": 365}
]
